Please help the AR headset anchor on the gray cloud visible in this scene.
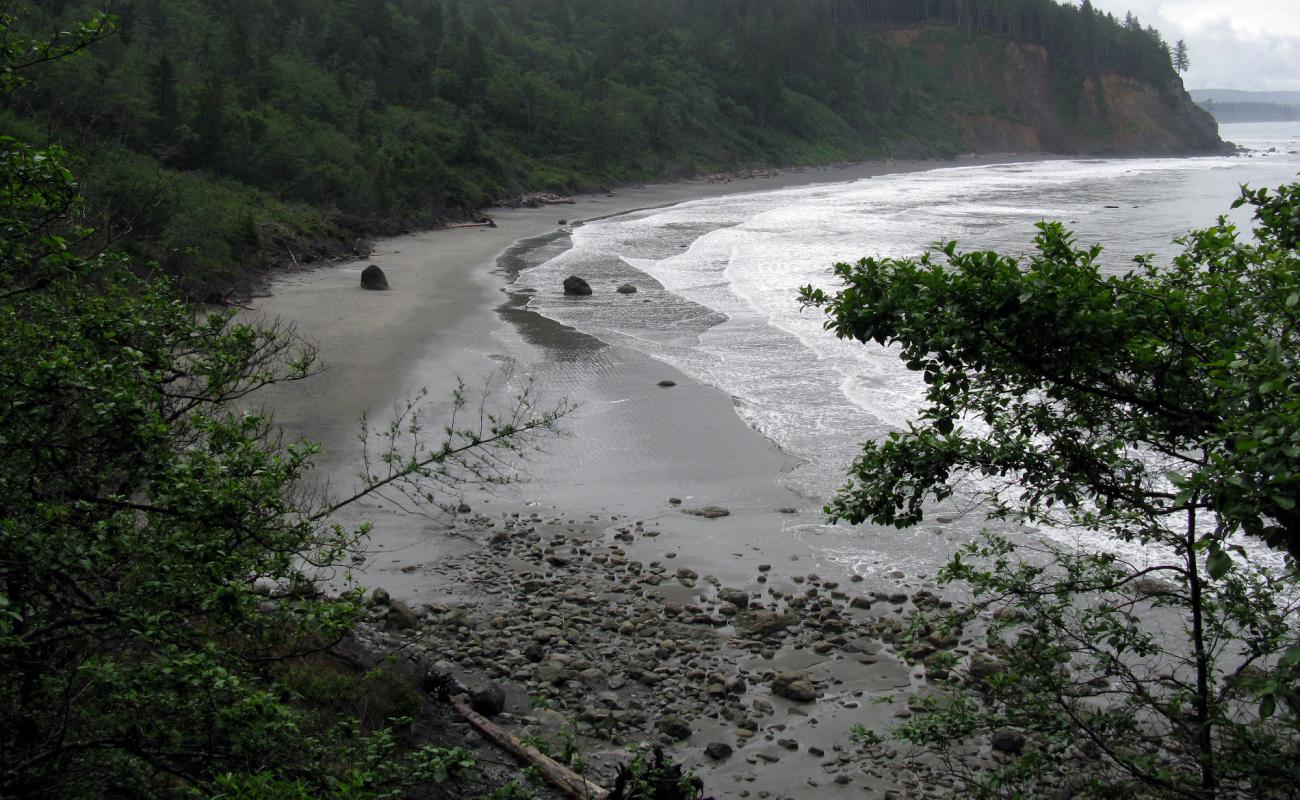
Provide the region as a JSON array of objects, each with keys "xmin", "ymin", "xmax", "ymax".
[{"xmin": 1085, "ymin": 0, "xmax": 1300, "ymax": 90}]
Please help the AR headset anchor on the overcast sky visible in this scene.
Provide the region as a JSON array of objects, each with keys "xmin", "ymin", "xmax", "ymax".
[{"xmin": 1085, "ymin": 0, "xmax": 1300, "ymax": 91}]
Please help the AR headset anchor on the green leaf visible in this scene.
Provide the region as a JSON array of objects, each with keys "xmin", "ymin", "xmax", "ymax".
[
  {"xmin": 1260, "ymin": 693, "xmax": 1277, "ymax": 720},
  {"xmin": 1206, "ymin": 549, "xmax": 1232, "ymax": 580},
  {"xmin": 1280, "ymin": 645, "xmax": 1300, "ymax": 669}
]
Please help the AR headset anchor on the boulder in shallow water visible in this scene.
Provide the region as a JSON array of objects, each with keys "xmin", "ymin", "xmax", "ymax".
[
  {"xmin": 682, "ymin": 505, "xmax": 729, "ymax": 518},
  {"xmin": 616, "ymin": 283, "xmax": 638, "ymax": 294},
  {"xmin": 718, "ymin": 588, "xmax": 750, "ymax": 609},
  {"xmin": 360, "ymin": 264, "xmax": 389, "ymax": 290},
  {"xmin": 563, "ymin": 275, "xmax": 592, "ymax": 295}
]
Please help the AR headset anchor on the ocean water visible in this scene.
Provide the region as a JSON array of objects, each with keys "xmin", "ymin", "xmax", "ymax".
[{"xmin": 512, "ymin": 122, "xmax": 1300, "ymax": 575}]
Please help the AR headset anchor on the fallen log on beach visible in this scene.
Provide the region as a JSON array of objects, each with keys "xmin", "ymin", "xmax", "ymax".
[{"xmin": 448, "ymin": 694, "xmax": 610, "ymax": 800}]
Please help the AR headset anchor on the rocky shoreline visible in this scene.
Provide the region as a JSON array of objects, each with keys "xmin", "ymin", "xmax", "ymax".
[
  {"xmin": 350, "ymin": 504, "xmax": 1032, "ymax": 799},
  {"xmin": 249, "ymin": 155, "xmax": 1081, "ymax": 798}
]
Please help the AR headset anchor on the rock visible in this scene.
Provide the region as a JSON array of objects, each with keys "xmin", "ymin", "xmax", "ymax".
[
  {"xmin": 668, "ymin": 497, "xmax": 682, "ymax": 506},
  {"xmin": 563, "ymin": 276, "xmax": 592, "ymax": 296},
  {"xmin": 616, "ymin": 284, "xmax": 638, "ymax": 294},
  {"xmin": 771, "ymin": 671, "xmax": 818, "ymax": 702},
  {"xmin": 735, "ymin": 609, "xmax": 797, "ymax": 637},
  {"xmin": 718, "ymin": 588, "xmax": 750, "ymax": 609},
  {"xmin": 384, "ymin": 599, "xmax": 419, "ymax": 630},
  {"xmin": 456, "ymin": 502, "xmax": 472, "ymax": 514},
  {"xmin": 704, "ymin": 742, "xmax": 733, "ymax": 760},
  {"xmin": 467, "ymin": 679, "xmax": 506, "ymax": 717},
  {"xmin": 991, "ymin": 727, "xmax": 1026, "ymax": 755},
  {"xmin": 659, "ymin": 714, "xmax": 692, "ymax": 741},
  {"xmin": 849, "ymin": 596, "xmax": 872, "ymax": 609},
  {"xmin": 657, "ymin": 380, "xmax": 677, "ymax": 387},
  {"xmin": 360, "ymin": 264, "xmax": 389, "ymax": 290},
  {"xmin": 534, "ymin": 626, "xmax": 564, "ymax": 642},
  {"xmin": 535, "ymin": 659, "xmax": 570, "ymax": 684},
  {"xmin": 905, "ymin": 643, "xmax": 935, "ymax": 661},
  {"xmin": 968, "ymin": 654, "xmax": 1007, "ymax": 680},
  {"xmin": 682, "ymin": 506, "xmax": 730, "ymax": 519},
  {"xmin": 534, "ymin": 708, "xmax": 568, "ymax": 732},
  {"xmin": 675, "ymin": 567, "xmax": 698, "ymax": 581},
  {"xmin": 1132, "ymin": 577, "xmax": 1176, "ymax": 597}
]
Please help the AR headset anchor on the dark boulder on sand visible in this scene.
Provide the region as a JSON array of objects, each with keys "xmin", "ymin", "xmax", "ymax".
[
  {"xmin": 659, "ymin": 714, "xmax": 692, "ymax": 741},
  {"xmin": 735, "ymin": 608, "xmax": 797, "ymax": 637},
  {"xmin": 360, "ymin": 264, "xmax": 389, "ymax": 290},
  {"xmin": 771, "ymin": 671, "xmax": 818, "ymax": 702},
  {"xmin": 466, "ymin": 678, "xmax": 506, "ymax": 717},
  {"xmin": 563, "ymin": 276, "xmax": 592, "ymax": 296},
  {"xmin": 617, "ymin": 283, "xmax": 638, "ymax": 294}
]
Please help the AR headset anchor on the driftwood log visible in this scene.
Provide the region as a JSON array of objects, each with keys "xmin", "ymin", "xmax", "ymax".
[{"xmin": 448, "ymin": 695, "xmax": 609, "ymax": 800}]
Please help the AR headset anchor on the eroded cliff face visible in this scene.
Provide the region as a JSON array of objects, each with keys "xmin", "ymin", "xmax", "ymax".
[{"xmin": 886, "ymin": 28, "xmax": 1228, "ymax": 155}]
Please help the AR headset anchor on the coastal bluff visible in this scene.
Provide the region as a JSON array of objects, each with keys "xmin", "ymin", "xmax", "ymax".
[{"xmin": 885, "ymin": 26, "xmax": 1226, "ymax": 156}]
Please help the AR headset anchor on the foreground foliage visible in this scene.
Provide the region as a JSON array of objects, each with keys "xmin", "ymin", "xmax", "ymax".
[
  {"xmin": 0, "ymin": 19, "xmax": 566, "ymax": 798},
  {"xmin": 802, "ymin": 184, "xmax": 1300, "ymax": 797}
]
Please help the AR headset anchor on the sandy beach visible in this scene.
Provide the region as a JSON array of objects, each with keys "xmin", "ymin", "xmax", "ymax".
[{"xmin": 249, "ymin": 156, "xmax": 1042, "ymax": 799}]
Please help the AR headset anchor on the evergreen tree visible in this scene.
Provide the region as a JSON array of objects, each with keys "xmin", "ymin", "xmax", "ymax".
[{"xmin": 145, "ymin": 53, "xmax": 181, "ymax": 154}]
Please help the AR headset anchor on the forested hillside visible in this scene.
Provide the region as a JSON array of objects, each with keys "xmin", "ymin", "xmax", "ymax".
[{"xmin": 3, "ymin": 0, "xmax": 1222, "ymax": 297}]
